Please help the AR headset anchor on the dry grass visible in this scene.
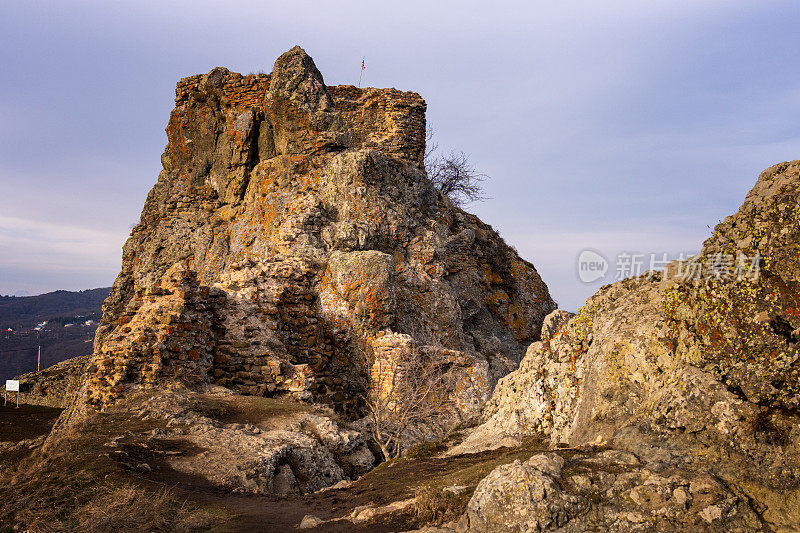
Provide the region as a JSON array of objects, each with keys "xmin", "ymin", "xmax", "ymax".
[
  {"xmin": 412, "ymin": 485, "xmax": 473, "ymax": 526},
  {"xmin": 404, "ymin": 439, "xmax": 449, "ymax": 460},
  {"xmin": 340, "ymin": 436, "xmax": 548, "ymax": 523},
  {"xmin": 79, "ymin": 484, "xmax": 216, "ymax": 532},
  {"xmin": 22, "ymin": 483, "xmax": 221, "ymax": 533},
  {"xmin": 0, "ymin": 408, "xmax": 231, "ymax": 532}
]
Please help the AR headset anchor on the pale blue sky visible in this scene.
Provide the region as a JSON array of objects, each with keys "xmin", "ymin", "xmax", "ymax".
[{"xmin": 1, "ymin": 1, "xmax": 799, "ymax": 309}]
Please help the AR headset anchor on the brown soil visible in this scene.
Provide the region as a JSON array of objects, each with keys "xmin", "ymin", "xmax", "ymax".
[
  {"xmin": 191, "ymin": 393, "xmax": 319, "ymax": 431},
  {"xmin": 0, "ymin": 403, "xmax": 62, "ymax": 441}
]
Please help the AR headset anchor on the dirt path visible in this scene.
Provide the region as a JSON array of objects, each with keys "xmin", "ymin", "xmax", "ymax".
[
  {"xmin": 0, "ymin": 402, "xmax": 547, "ymax": 532},
  {"xmin": 181, "ymin": 489, "xmax": 410, "ymax": 532}
]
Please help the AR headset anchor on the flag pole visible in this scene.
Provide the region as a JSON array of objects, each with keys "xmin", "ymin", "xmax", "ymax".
[
  {"xmin": 38, "ymin": 345, "xmax": 40, "ymax": 372},
  {"xmin": 359, "ymin": 57, "xmax": 365, "ymax": 88}
]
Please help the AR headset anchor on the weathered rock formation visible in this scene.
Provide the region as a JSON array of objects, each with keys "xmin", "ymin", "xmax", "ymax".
[
  {"xmin": 452, "ymin": 161, "xmax": 800, "ymax": 531},
  {"xmin": 432, "ymin": 449, "xmax": 763, "ymax": 533},
  {"xmin": 80, "ymin": 45, "xmax": 554, "ymax": 421},
  {"xmin": 128, "ymin": 387, "xmax": 375, "ymax": 495},
  {"xmin": 35, "ymin": 47, "xmax": 556, "ymax": 495}
]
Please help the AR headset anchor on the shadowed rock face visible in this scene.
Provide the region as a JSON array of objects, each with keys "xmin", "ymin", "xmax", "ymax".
[
  {"xmin": 85, "ymin": 46, "xmax": 555, "ymax": 418},
  {"xmin": 455, "ymin": 161, "xmax": 800, "ymax": 531}
]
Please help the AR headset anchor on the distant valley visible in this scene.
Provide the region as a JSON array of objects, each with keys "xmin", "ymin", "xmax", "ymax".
[{"xmin": 0, "ymin": 288, "xmax": 109, "ymax": 382}]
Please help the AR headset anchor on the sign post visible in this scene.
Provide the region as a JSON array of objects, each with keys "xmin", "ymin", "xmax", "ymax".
[{"xmin": 5, "ymin": 380, "xmax": 19, "ymax": 407}]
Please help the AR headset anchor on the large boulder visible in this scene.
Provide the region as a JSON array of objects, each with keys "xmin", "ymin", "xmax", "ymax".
[
  {"xmin": 447, "ymin": 449, "xmax": 761, "ymax": 532},
  {"xmin": 461, "ymin": 453, "xmax": 587, "ymax": 532}
]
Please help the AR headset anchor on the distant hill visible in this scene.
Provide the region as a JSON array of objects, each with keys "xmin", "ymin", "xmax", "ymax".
[
  {"xmin": 0, "ymin": 288, "xmax": 110, "ymax": 381},
  {"xmin": 0, "ymin": 288, "xmax": 110, "ymax": 330}
]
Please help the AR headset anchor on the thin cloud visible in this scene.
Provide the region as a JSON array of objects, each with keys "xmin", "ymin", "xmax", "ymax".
[{"xmin": 0, "ymin": 216, "xmax": 124, "ymax": 273}]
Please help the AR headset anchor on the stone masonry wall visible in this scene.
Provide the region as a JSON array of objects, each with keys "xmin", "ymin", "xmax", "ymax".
[
  {"xmin": 209, "ymin": 258, "xmax": 339, "ymax": 404},
  {"xmin": 84, "ymin": 263, "xmax": 217, "ymax": 407},
  {"xmin": 328, "ymin": 86, "xmax": 426, "ymax": 166},
  {"xmin": 367, "ymin": 331, "xmax": 490, "ymax": 422},
  {"xmin": 175, "ymin": 72, "xmax": 271, "ymax": 109}
]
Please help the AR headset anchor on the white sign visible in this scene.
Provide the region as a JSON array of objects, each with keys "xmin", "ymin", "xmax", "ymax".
[{"xmin": 5, "ymin": 380, "xmax": 19, "ymax": 392}]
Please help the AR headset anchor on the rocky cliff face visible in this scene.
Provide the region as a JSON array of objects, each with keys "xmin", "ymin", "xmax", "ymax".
[
  {"xmin": 84, "ymin": 46, "xmax": 555, "ymax": 422},
  {"xmin": 451, "ymin": 161, "xmax": 800, "ymax": 531}
]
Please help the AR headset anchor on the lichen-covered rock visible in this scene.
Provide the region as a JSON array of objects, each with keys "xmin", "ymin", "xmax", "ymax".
[
  {"xmin": 81, "ymin": 46, "xmax": 554, "ymax": 425},
  {"xmin": 539, "ymin": 309, "xmax": 575, "ymax": 341},
  {"xmin": 704, "ymin": 159, "xmax": 800, "ymax": 282},
  {"xmin": 461, "ymin": 453, "xmax": 588, "ymax": 532},
  {"xmin": 445, "ymin": 448, "xmax": 761, "ymax": 533},
  {"xmin": 458, "ymin": 161, "xmax": 800, "ymax": 530}
]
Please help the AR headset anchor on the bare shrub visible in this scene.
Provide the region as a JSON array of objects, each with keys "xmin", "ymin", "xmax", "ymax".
[
  {"xmin": 366, "ymin": 345, "xmax": 458, "ymax": 461},
  {"xmin": 424, "ymin": 126, "xmax": 487, "ymax": 207}
]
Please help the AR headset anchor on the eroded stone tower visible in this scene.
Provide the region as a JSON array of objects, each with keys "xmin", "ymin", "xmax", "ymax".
[{"xmin": 85, "ymin": 46, "xmax": 556, "ymax": 418}]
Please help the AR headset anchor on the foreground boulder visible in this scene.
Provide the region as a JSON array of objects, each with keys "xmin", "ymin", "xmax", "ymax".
[
  {"xmin": 453, "ymin": 161, "xmax": 800, "ymax": 530},
  {"xmin": 444, "ymin": 450, "xmax": 761, "ymax": 532},
  {"xmin": 462, "ymin": 453, "xmax": 588, "ymax": 532}
]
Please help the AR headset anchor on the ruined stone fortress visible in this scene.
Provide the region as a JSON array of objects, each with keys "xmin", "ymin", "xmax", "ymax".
[
  {"xmin": 175, "ymin": 73, "xmax": 427, "ymax": 166},
  {"xmin": 81, "ymin": 46, "xmax": 555, "ymax": 419}
]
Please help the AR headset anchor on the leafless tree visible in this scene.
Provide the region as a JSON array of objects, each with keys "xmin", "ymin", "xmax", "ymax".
[
  {"xmin": 424, "ymin": 126, "xmax": 487, "ymax": 207},
  {"xmin": 424, "ymin": 124, "xmax": 439, "ymax": 168},
  {"xmin": 366, "ymin": 345, "xmax": 458, "ymax": 461}
]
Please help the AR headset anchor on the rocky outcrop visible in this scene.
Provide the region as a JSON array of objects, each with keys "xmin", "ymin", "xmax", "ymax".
[
  {"xmin": 80, "ymin": 46, "xmax": 554, "ymax": 425},
  {"xmin": 462, "ymin": 453, "xmax": 588, "ymax": 532},
  {"xmin": 427, "ymin": 449, "xmax": 762, "ymax": 532},
  {"xmin": 455, "ymin": 161, "xmax": 800, "ymax": 530},
  {"xmin": 36, "ymin": 46, "xmax": 556, "ymax": 496},
  {"xmin": 124, "ymin": 387, "xmax": 374, "ymax": 495}
]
